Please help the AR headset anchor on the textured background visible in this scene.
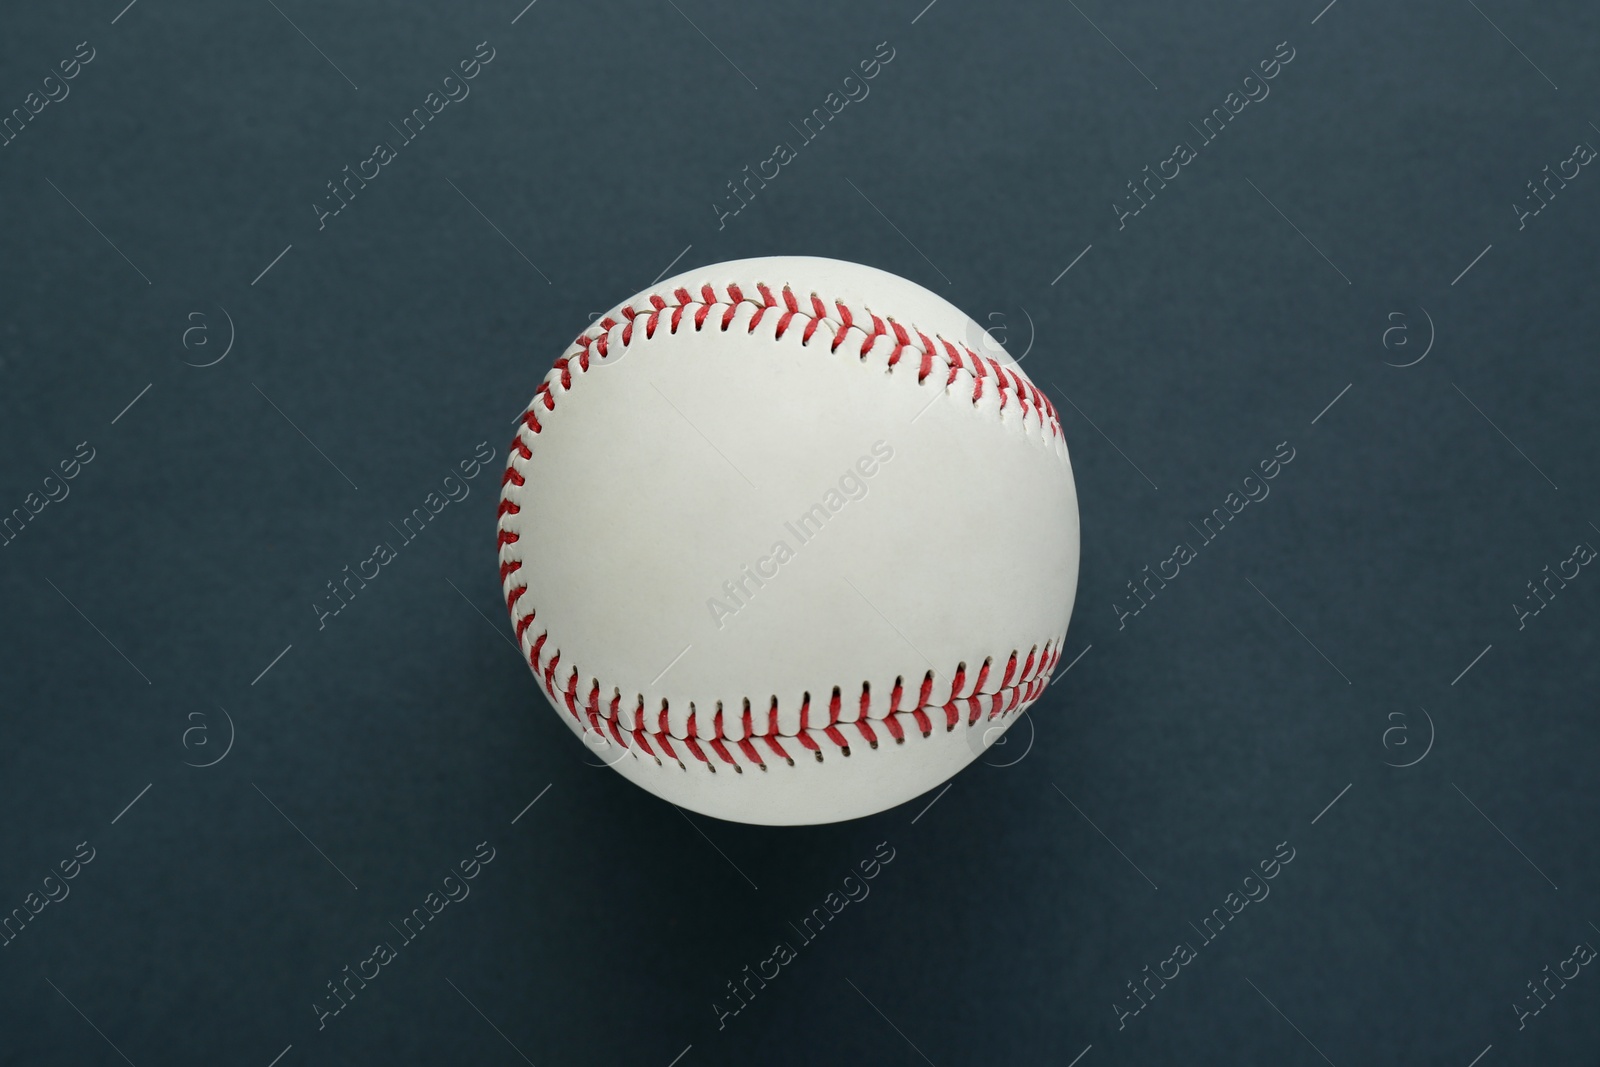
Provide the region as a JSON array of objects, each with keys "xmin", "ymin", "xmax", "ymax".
[{"xmin": 2, "ymin": 1, "xmax": 1598, "ymax": 1064}]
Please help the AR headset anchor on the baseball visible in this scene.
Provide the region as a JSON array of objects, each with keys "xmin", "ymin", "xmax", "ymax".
[{"xmin": 497, "ymin": 256, "xmax": 1079, "ymax": 825}]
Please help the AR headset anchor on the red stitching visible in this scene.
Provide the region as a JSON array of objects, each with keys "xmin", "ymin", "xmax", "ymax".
[
  {"xmin": 498, "ymin": 278, "xmax": 1066, "ymax": 772},
  {"xmin": 496, "ymin": 631, "xmax": 1057, "ymax": 772},
  {"xmin": 502, "ymin": 283, "xmax": 1061, "ymax": 440}
]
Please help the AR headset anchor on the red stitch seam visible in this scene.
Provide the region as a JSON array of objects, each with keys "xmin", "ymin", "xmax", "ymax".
[
  {"xmin": 502, "ymin": 283, "xmax": 1061, "ymax": 442},
  {"xmin": 497, "ymin": 626, "xmax": 1057, "ymax": 772}
]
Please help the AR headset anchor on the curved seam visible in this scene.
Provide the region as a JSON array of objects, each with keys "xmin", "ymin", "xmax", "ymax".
[{"xmin": 553, "ymin": 644, "xmax": 1062, "ymax": 773}]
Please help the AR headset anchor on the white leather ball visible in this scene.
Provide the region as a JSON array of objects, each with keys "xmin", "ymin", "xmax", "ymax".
[{"xmin": 497, "ymin": 257, "xmax": 1079, "ymax": 824}]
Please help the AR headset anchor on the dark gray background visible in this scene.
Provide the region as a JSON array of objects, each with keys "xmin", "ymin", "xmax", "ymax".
[{"xmin": 1, "ymin": 0, "xmax": 1596, "ymax": 1064}]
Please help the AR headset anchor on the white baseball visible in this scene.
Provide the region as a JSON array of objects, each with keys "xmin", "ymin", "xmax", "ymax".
[{"xmin": 498, "ymin": 256, "xmax": 1079, "ymax": 824}]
